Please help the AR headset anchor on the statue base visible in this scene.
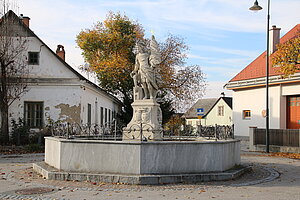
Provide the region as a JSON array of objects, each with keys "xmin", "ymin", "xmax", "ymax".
[{"xmin": 123, "ymin": 99, "xmax": 163, "ymax": 141}]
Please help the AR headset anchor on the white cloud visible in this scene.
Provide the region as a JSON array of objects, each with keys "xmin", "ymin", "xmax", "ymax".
[{"xmin": 204, "ymin": 81, "xmax": 232, "ymax": 98}]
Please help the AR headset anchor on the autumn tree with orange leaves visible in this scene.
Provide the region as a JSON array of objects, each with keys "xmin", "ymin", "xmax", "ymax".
[
  {"xmin": 272, "ymin": 33, "xmax": 300, "ymax": 77},
  {"xmin": 77, "ymin": 12, "xmax": 205, "ymax": 123}
]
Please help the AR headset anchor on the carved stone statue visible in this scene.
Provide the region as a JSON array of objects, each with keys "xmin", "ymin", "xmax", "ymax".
[
  {"xmin": 123, "ymin": 35, "xmax": 163, "ymax": 140},
  {"xmin": 131, "ymin": 36, "xmax": 161, "ymax": 100}
]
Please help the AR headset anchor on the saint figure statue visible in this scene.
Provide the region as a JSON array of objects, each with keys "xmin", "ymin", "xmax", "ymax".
[{"xmin": 131, "ymin": 35, "xmax": 161, "ymax": 100}]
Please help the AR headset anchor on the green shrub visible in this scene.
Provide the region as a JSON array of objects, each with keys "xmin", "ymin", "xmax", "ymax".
[{"xmin": 10, "ymin": 118, "xmax": 30, "ymax": 145}]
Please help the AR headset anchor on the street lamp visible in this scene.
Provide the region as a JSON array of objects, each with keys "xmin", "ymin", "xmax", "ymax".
[{"xmin": 249, "ymin": 0, "xmax": 270, "ymax": 153}]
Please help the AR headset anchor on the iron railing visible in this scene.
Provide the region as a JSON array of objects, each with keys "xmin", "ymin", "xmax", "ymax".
[
  {"xmin": 47, "ymin": 121, "xmax": 234, "ymax": 141},
  {"xmin": 47, "ymin": 120, "xmax": 124, "ymax": 140},
  {"xmin": 163, "ymin": 124, "xmax": 234, "ymax": 141},
  {"xmin": 198, "ymin": 124, "xmax": 234, "ymax": 140}
]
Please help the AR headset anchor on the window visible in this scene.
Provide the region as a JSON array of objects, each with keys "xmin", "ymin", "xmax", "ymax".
[
  {"xmin": 113, "ymin": 110, "xmax": 116, "ymax": 120},
  {"xmin": 87, "ymin": 104, "xmax": 91, "ymax": 126},
  {"xmin": 288, "ymin": 96, "xmax": 300, "ymax": 107},
  {"xmin": 105, "ymin": 108, "xmax": 107, "ymax": 124},
  {"xmin": 218, "ymin": 106, "xmax": 224, "ymax": 116},
  {"xmin": 95, "ymin": 101, "xmax": 98, "ymax": 124},
  {"xmin": 243, "ymin": 110, "xmax": 251, "ymax": 119},
  {"xmin": 24, "ymin": 102, "xmax": 43, "ymax": 128},
  {"xmin": 100, "ymin": 107, "xmax": 104, "ymax": 126},
  {"xmin": 109, "ymin": 109, "xmax": 111, "ymax": 123},
  {"xmin": 28, "ymin": 52, "xmax": 39, "ymax": 65}
]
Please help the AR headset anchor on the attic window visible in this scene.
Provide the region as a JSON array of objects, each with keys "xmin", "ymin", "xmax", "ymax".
[
  {"xmin": 218, "ymin": 106, "xmax": 224, "ymax": 116},
  {"xmin": 28, "ymin": 52, "xmax": 39, "ymax": 65},
  {"xmin": 243, "ymin": 110, "xmax": 251, "ymax": 120}
]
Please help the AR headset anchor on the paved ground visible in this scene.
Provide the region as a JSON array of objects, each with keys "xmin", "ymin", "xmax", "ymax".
[{"xmin": 0, "ymin": 141, "xmax": 299, "ymax": 200}]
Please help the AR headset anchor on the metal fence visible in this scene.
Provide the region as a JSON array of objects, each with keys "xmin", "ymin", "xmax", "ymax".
[
  {"xmin": 254, "ymin": 128, "xmax": 300, "ymax": 147},
  {"xmin": 47, "ymin": 120, "xmax": 124, "ymax": 140},
  {"xmin": 197, "ymin": 124, "xmax": 234, "ymax": 140},
  {"xmin": 163, "ymin": 124, "xmax": 234, "ymax": 141},
  {"xmin": 47, "ymin": 121, "xmax": 234, "ymax": 141}
]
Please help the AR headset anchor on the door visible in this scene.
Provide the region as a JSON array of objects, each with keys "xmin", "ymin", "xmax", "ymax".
[{"xmin": 287, "ymin": 96, "xmax": 300, "ymax": 129}]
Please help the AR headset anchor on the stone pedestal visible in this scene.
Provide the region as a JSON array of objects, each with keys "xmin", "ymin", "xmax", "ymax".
[{"xmin": 123, "ymin": 99, "xmax": 163, "ymax": 140}]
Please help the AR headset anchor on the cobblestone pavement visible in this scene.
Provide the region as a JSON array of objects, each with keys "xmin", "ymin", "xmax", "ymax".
[{"xmin": 0, "ymin": 141, "xmax": 299, "ymax": 200}]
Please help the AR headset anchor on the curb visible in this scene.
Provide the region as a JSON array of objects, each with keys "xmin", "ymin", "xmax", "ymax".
[{"xmin": 33, "ymin": 162, "xmax": 251, "ymax": 185}]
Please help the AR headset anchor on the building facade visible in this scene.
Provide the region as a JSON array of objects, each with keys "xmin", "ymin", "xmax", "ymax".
[
  {"xmin": 226, "ymin": 24, "xmax": 300, "ymax": 137},
  {"xmin": 2, "ymin": 11, "xmax": 121, "ymax": 131},
  {"xmin": 183, "ymin": 97, "xmax": 232, "ymax": 129}
]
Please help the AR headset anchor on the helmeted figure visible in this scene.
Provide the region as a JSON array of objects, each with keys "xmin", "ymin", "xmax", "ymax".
[
  {"xmin": 123, "ymin": 35, "xmax": 163, "ymax": 141},
  {"xmin": 131, "ymin": 36, "xmax": 161, "ymax": 100}
]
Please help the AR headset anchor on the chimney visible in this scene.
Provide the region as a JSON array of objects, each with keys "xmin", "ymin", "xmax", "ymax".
[
  {"xmin": 56, "ymin": 45, "xmax": 65, "ymax": 61},
  {"xmin": 19, "ymin": 14, "xmax": 30, "ymax": 27},
  {"xmin": 269, "ymin": 25, "xmax": 281, "ymax": 54}
]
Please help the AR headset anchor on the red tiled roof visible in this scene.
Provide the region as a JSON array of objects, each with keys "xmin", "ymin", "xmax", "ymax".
[{"xmin": 230, "ymin": 24, "xmax": 300, "ymax": 82}]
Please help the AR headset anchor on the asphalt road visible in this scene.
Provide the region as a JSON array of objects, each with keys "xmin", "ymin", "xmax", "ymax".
[{"xmin": 0, "ymin": 142, "xmax": 299, "ymax": 200}]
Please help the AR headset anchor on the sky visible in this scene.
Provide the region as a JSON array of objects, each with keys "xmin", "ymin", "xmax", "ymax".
[{"xmin": 12, "ymin": 0, "xmax": 300, "ymax": 99}]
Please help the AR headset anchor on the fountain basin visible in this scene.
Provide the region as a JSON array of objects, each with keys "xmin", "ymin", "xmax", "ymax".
[{"xmin": 44, "ymin": 137, "xmax": 240, "ymax": 175}]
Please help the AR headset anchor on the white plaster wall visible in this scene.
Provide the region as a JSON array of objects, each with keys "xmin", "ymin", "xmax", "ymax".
[
  {"xmin": 205, "ymin": 99, "xmax": 232, "ymax": 126},
  {"xmin": 26, "ymin": 37, "xmax": 77, "ymax": 79},
  {"xmin": 186, "ymin": 118, "xmax": 205, "ymax": 127},
  {"xmin": 269, "ymin": 85, "xmax": 281, "ymax": 129},
  {"xmin": 282, "ymin": 82, "xmax": 300, "ymax": 96},
  {"xmin": 80, "ymin": 85, "xmax": 119, "ymax": 125},
  {"xmin": 10, "ymin": 85, "xmax": 82, "ymax": 125},
  {"xmin": 233, "ymin": 85, "xmax": 282, "ymax": 136}
]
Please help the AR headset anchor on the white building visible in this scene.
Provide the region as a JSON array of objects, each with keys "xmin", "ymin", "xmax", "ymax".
[
  {"xmin": 225, "ymin": 24, "xmax": 300, "ymax": 137},
  {"xmin": 4, "ymin": 11, "xmax": 121, "ymax": 130},
  {"xmin": 183, "ymin": 97, "xmax": 232, "ymax": 129}
]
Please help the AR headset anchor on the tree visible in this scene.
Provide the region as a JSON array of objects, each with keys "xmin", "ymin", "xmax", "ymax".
[
  {"xmin": 0, "ymin": 7, "xmax": 29, "ymax": 144},
  {"xmin": 163, "ymin": 114, "xmax": 185, "ymax": 136},
  {"xmin": 76, "ymin": 12, "xmax": 205, "ymax": 123},
  {"xmin": 272, "ymin": 32, "xmax": 300, "ymax": 77},
  {"xmin": 158, "ymin": 34, "xmax": 206, "ymax": 111},
  {"xmin": 77, "ymin": 12, "xmax": 144, "ymax": 123}
]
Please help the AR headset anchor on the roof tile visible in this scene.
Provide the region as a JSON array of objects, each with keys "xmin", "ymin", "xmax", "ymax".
[{"xmin": 230, "ymin": 24, "xmax": 300, "ymax": 82}]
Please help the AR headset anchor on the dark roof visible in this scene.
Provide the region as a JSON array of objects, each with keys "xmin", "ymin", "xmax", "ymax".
[
  {"xmin": 183, "ymin": 98, "xmax": 218, "ymax": 119},
  {"xmin": 222, "ymin": 97, "xmax": 232, "ymax": 109},
  {"xmin": 3, "ymin": 10, "xmax": 121, "ymax": 105},
  {"xmin": 183, "ymin": 97, "xmax": 232, "ymax": 119}
]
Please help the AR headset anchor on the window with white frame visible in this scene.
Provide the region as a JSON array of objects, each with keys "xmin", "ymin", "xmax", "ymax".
[
  {"xmin": 243, "ymin": 110, "xmax": 251, "ymax": 119},
  {"xmin": 218, "ymin": 106, "xmax": 224, "ymax": 116}
]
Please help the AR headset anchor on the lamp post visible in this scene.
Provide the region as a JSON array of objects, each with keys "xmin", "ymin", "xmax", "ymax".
[{"xmin": 249, "ymin": 0, "xmax": 270, "ymax": 153}]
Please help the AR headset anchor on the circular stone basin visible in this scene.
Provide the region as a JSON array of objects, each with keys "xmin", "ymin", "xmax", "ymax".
[{"xmin": 15, "ymin": 187, "xmax": 54, "ymax": 195}]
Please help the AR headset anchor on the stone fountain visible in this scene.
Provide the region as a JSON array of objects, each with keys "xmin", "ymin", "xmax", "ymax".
[{"xmin": 33, "ymin": 36, "xmax": 243, "ymax": 185}]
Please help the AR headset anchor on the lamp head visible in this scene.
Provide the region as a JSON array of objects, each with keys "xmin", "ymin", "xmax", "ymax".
[{"xmin": 249, "ymin": 0, "xmax": 263, "ymax": 11}]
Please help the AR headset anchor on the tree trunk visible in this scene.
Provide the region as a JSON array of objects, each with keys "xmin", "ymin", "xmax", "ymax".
[{"xmin": 0, "ymin": 104, "xmax": 9, "ymax": 144}]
